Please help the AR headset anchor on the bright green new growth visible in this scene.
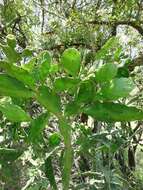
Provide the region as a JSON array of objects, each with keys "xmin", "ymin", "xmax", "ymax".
[{"xmin": 61, "ymin": 48, "xmax": 81, "ymax": 76}]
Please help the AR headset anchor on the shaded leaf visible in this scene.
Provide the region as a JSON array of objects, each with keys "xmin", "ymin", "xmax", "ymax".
[
  {"xmin": 49, "ymin": 132, "xmax": 61, "ymax": 147},
  {"xmin": 65, "ymin": 101, "xmax": 80, "ymax": 116},
  {"xmin": 95, "ymin": 37, "xmax": 119, "ymax": 60},
  {"xmin": 45, "ymin": 156, "xmax": 58, "ymax": 190},
  {"xmin": 33, "ymin": 51, "xmax": 51, "ymax": 82},
  {"xmin": 83, "ymin": 102, "xmax": 143, "ymax": 122},
  {"xmin": 0, "ymin": 148, "xmax": 23, "ymax": 163},
  {"xmin": 28, "ymin": 112, "xmax": 49, "ymax": 143},
  {"xmin": 76, "ymin": 80, "xmax": 94, "ymax": 103},
  {"xmin": 6, "ymin": 34, "xmax": 16, "ymax": 48}
]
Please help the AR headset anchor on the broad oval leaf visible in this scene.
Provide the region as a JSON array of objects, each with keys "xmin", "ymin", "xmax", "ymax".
[
  {"xmin": 54, "ymin": 77, "xmax": 80, "ymax": 92},
  {"xmin": 101, "ymin": 77, "xmax": 134, "ymax": 100},
  {"xmin": 83, "ymin": 102, "xmax": 143, "ymax": 122},
  {"xmin": 37, "ymin": 86, "xmax": 61, "ymax": 114},
  {"xmin": 0, "ymin": 74, "xmax": 35, "ymax": 98},
  {"xmin": 95, "ymin": 63, "xmax": 117, "ymax": 83},
  {"xmin": 0, "ymin": 97, "xmax": 30, "ymax": 122},
  {"xmin": 61, "ymin": 48, "xmax": 81, "ymax": 76}
]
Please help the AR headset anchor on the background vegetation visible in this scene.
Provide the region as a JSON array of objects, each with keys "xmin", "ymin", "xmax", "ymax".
[{"xmin": 0, "ymin": 0, "xmax": 143, "ymax": 189}]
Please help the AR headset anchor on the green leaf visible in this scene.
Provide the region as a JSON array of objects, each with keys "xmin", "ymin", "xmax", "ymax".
[
  {"xmin": 61, "ymin": 48, "xmax": 81, "ymax": 76},
  {"xmin": 95, "ymin": 37, "xmax": 119, "ymax": 60},
  {"xmin": 6, "ymin": 34, "xmax": 16, "ymax": 48},
  {"xmin": 37, "ymin": 86, "xmax": 61, "ymax": 114},
  {"xmin": 49, "ymin": 64, "xmax": 59, "ymax": 74},
  {"xmin": 0, "ymin": 74, "xmax": 35, "ymax": 98},
  {"xmin": 54, "ymin": 77, "xmax": 80, "ymax": 92},
  {"xmin": 101, "ymin": 77, "xmax": 134, "ymax": 100},
  {"xmin": 0, "ymin": 148, "xmax": 23, "ymax": 163},
  {"xmin": 45, "ymin": 156, "xmax": 58, "ymax": 190},
  {"xmin": 95, "ymin": 63, "xmax": 118, "ymax": 83},
  {"xmin": 117, "ymin": 66, "xmax": 129, "ymax": 78},
  {"xmin": 76, "ymin": 80, "xmax": 94, "ymax": 103},
  {"xmin": 49, "ymin": 132, "xmax": 61, "ymax": 147},
  {"xmin": 21, "ymin": 48, "xmax": 33, "ymax": 57},
  {"xmin": 65, "ymin": 101, "xmax": 80, "ymax": 116},
  {"xmin": 28, "ymin": 112, "xmax": 49, "ymax": 143},
  {"xmin": 0, "ymin": 97, "xmax": 30, "ymax": 122},
  {"xmin": 22, "ymin": 57, "xmax": 36, "ymax": 72},
  {"xmin": 0, "ymin": 61, "xmax": 36, "ymax": 88},
  {"xmin": 83, "ymin": 102, "xmax": 143, "ymax": 122},
  {"xmin": 0, "ymin": 44, "xmax": 21, "ymax": 62},
  {"xmin": 34, "ymin": 51, "xmax": 51, "ymax": 82}
]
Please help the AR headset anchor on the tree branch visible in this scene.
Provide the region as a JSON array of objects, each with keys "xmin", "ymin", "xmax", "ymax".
[{"xmin": 87, "ymin": 20, "xmax": 143, "ymax": 36}]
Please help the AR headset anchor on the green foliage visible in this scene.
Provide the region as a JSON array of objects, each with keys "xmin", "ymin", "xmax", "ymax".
[
  {"xmin": 54, "ymin": 77, "xmax": 80, "ymax": 92},
  {"xmin": 76, "ymin": 80, "xmax": 95, "ymax": 103},
  {"xmin": 95, "ymin": 63, "xmax": 118, "ymax": 83},
  {"xmin": 45, "ymin": 156, "xmax": 58, "ymax": 190},
  {"xmin": 0, "ymin": 148, "xmax": 23, "ymax": 163},
  {"xmin": 0, "ymin": 31, "xmax": 143, "ymax": 190},
  {"xmin": 33, "ymin": 51, "xmax": 51, "ymax": 82},
  {"xmin": 6, "ymin": 34, "xmax": 16, "ymax": 48},
  {"xmin": 36, "ymin": 86, "xmax": 61, "ymax": 115},
  {"xmin": 49, "ymin": 132, "xmax": 61, "ymax": 147},
  {"xmin": 61, "ymin": 48, "xmax": 81, "ymax": 76},
  {"xmin": 95, "ymin": 37, "xmax": 119, "ymax": 60},
  {"xmin": 0, "ymin": 97, "xmax": 30, "ymax": 122},
  {"xmin": 83, "ymin": 102, "xmax": 143, "ymax": 122},
  {"xmin": 28, "ymin": 112, "xmax": 49, "ymax": 143},
  {"xmin": 0, "ymin": 61, "xmax": 36, "ymax": 89},
  {"xmin": 0, "ymin": 74, "xmax": 35, "ymax": 98},
  {"xmin": 100, "ymin": 77, "xmax": 135, "ymax": 100}
]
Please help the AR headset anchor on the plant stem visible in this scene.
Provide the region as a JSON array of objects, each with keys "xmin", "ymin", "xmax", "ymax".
[{"xmin": 59, "ymin": 118, "xmax": 73, "ymax": 190}]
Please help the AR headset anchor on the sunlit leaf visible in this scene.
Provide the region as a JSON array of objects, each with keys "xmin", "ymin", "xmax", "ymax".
[
  {"xmin": 101, "ymin": 78, "xmax": 134, "ymax": 100},
  {"xmin": 0, "ymin": 74, "xmax": 35, "ymax": 98},
  {"xmin": 0, "ymin": 97, "xmax": 30, "ymax": 122},
  {"xmin": 61, "ymin": 48, "xmax": 81, "ymax": 76},
  {"xmin": 95, "ymin": 63, "xmax": 118, "ymax": 83}
]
